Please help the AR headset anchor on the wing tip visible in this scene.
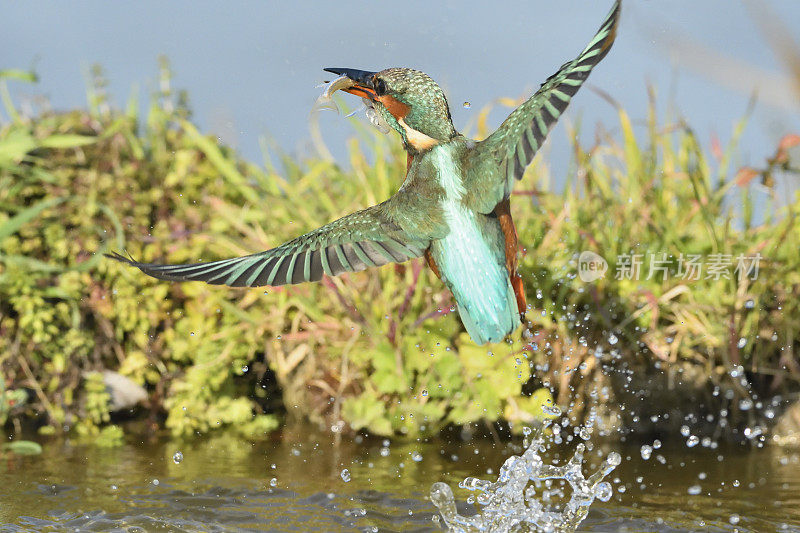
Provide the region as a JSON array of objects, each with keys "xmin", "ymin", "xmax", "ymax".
[
  {"xmin": 602, "ymin": 0, "xmax": 623, "ymax": 53},
  {"xmin": 105, "ymin": 250, "xmax": 136, "ymax": 265},
  {"xmin": 104, "ymin": 250, "xmax": 184, "ymax": 281}
]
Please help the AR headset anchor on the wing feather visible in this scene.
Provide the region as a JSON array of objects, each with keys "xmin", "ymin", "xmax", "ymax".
[
  {"xmin": 474, "ymin": 0, "xmax": 621, "ymax": 200},
  {"xmin": 107, "ymin": 201, "xmax": 435, "ymax": 288}
]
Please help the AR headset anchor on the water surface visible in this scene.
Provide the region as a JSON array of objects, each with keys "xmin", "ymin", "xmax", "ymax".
[{"xmin": 2, "ymin": 428, "xmax": 798, "ymax": 532}]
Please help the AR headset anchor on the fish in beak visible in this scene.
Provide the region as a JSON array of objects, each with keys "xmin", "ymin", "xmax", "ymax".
[
  {"xmin": 323, "ymin": 68, "xmax": 379, "ymax": 100},
  {"xmin": 310, "ymin": 67, "xmax": 392, "ymax": 149}
]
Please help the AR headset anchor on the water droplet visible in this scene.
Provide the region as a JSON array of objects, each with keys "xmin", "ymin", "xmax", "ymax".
[
  {"xmin": 729, "ymin": 514, "xmax": 740, "ymax": 525},
  {"xmin": 542, "ymin": 404, "xmax": 561, "ymax": 416},
  {"xmin": 269, "ymin": 477, "xmax": 278, "ymax": 487},
  {"xmin": 462, "ymin": 101, "xmax": 471, "ymax": 108},
  {"xmin": 579, "ymin": 427, "xmax": 591, "ymax": 440},
  {"xmin": 412, "ymin": 452, "xmax": 423, "ymax": 462},
  {"xmin": 686, "ymin": 435, "xmax": 700, "ymax": 448},
  {"xmin": 744, "ymin": 299, "xmax": 755, "ymax": 309},
  {"xmin": 640, "ymin": 445, "xmax": 653, "ymax": 460},
  {"xmin": 595, "ymin": 481, "xmax": 613, "ymax": 502},
  {"xmin": 340, "ymin": 468, "xmax": 351, "ymax": 482},
  {"xmin": 241, "ymin": 365, "xmax": 249, "ymax": 373},
  {"xmin": 737, "ymin": 337, "xmax": 747, "ymax": 348},
  {"xmin": 608, "ymin": 333, "xmax": 618, "ymax": 345},
  {"xmin": 607, "ymin": 452, "xmax": 622, "ymax": 467},
  {"xmin": 687, "ymin": 484, "xmax": 701, "ymax": 495},
  {"xmin": 152, "ymin": 479, "xmax": 160, "ymax": 486},
  {"xmin": 172, "ymin": 451, "xmax": 183, "ymax": 464},
  {"xmin": 680, "ymin": 425, "xmax": 691, "ymax": 437}
]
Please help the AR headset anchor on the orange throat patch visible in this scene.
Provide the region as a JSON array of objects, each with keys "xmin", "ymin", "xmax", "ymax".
[{"xmin": 376, "ymin": 94, "xmax": 439, "ymax": 152}]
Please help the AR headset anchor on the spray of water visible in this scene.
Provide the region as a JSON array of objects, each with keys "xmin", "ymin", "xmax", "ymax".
[{"xmin": 430, "ymin": 427, "xmax": 621, "ymax": 532}]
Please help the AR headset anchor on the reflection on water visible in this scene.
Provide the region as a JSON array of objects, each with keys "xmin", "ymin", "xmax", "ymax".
[
  {"xmin": 1, "ymin": 426, "xmax": 798, "ymax": 532},
  {"xmin": 9, "ymin": 486, "xmax": 438, "ymax": 532}
]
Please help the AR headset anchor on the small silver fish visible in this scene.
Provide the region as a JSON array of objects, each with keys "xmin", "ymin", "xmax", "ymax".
[{"xmin": 308, "ymin": 75, "xmax": 389, "ymax": 160}]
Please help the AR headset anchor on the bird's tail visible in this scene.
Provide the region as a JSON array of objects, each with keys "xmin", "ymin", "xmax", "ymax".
[
  {"xmin": 430, "ymin": 221, "xmax": 521, "ymax": 345},
  {"xmin": 454, "ymin": 277, "xmax": 520, "ymax": 345}
]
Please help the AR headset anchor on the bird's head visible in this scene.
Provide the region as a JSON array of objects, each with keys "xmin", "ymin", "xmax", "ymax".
[{"xmin": 323, "ymin": 67, "xmax": 456, "ymax": 153}]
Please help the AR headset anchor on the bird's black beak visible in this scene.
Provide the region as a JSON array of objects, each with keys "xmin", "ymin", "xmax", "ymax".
[{"xmin": 323, "ymin": 67, "xmax": 378, "ymax": 100}]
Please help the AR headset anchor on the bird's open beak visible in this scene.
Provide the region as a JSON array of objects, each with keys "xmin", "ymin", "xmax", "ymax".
[{"xmin": 323, "ymin": 68, "xmax": 378, "ymax": 100}]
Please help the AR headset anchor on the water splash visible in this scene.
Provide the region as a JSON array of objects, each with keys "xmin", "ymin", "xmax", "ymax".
[{"xmin": 430, "ymin": 429, "xmax": 621, "ymax": 532}]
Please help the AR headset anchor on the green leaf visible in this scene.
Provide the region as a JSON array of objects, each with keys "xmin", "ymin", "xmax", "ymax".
[
  {"xmin": 39, "ymin": 134, "xmax": 97, "ymax": 149},
  {"xmin": 371, "ymin": 344, "xmax": 406, "ymax": 394},
  {"xmin": 0, "ymin": 197, "xmax": 64, "ymax": 241},
  {"xmin": 448, "ymin": 394, "xmax": 484, "ymax": 425},
  {"xmin": 3, "ymin": 440, "xmax": 43, "ymax": 455},
  {"xmin": 0, "ymin": 130, "xmax": 95, "ymax": 166},
  {"xmin": 0, "ymin": 254, "xmax": 65, "ymax": 272},
  {"xmin": 0, "ymin": 70, "xmax": 38, "ymax": 83},
  {"xmin": 342, "ymin": 393, "xmax": 392, "ymax": 436},
  {"xmin": 0, "ymin": 128, "xmax": 36, "ymax": 165}
]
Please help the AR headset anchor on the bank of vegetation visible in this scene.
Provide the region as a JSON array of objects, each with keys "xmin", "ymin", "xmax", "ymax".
[{"xmin": 1, "ymin": 65, "xmax": 798, "ymax": 446}]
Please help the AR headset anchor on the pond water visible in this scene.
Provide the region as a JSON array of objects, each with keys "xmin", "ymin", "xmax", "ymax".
[{"xmin": 2, "ymin": 426, "xmax": 798, "ymax": 532}]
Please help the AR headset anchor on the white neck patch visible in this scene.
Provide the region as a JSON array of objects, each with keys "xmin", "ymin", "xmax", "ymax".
[
  {"xmin": 432, "ymin": 144, "xmax": 465, "ymax": 201},
  {"xmin": 398, "ymin": 118, "xmax": 439, "ymax": 151}
]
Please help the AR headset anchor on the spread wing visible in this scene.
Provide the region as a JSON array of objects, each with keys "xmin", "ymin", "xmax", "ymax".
[
  {"xmin": 473, "ymin": 0, "xmax": 621, "ymax": 202},
  {"xmin": 107, "ymin": 201, "xmax": 434, "ymax": 288}
]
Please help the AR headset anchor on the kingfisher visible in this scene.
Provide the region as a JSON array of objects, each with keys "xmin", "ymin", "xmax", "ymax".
[{"xmin": 108, "ymin": 1, "xmax": 621, "ymax": 345}]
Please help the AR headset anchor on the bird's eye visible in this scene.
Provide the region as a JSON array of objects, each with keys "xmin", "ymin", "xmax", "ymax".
[{"xmin": 374, "ymin": 78, "xmax": 387, "ymax": 96}]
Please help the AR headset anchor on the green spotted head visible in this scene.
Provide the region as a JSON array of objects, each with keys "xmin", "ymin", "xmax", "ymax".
[{"xmin": 323, "ymin": 67, "xmax": 457, "ymax": 152}]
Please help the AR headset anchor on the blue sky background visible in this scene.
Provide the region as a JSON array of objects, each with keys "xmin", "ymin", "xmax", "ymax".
[{"xmin": 4, "ymin": 1, "xmax": 799, "ymax": 195}]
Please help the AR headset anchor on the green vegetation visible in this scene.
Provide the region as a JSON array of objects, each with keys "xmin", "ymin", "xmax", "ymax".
[{"xmin": 1, "ymin": 65, "xmax": 798, "ymax": 443}]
